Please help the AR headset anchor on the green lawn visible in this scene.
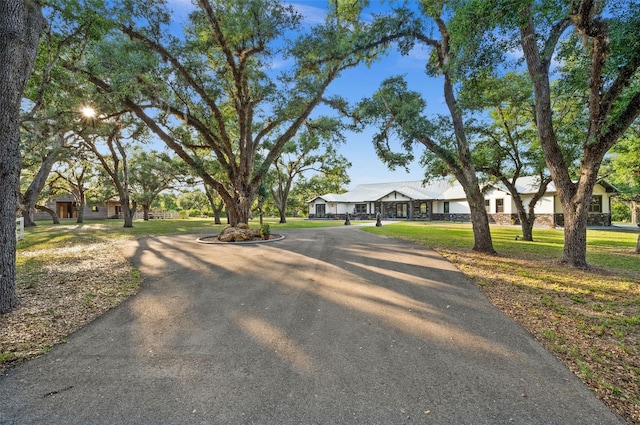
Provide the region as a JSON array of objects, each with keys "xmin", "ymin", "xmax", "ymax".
[
  {"xmin": 364, "ymin": 221, "xmax": 640, "ymax": 274},
  {"xmin": 20, "ymin": 216, "xmax": 361, "ymax": 251}
]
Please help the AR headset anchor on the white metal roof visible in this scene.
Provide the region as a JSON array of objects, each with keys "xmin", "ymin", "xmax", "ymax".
[
  {"xmin": 490, "ymin": 176, "xmax": 557, "ymax": 195},
  {"xmin": 308, "ymin": 179, "xmax": 461, "ymax": 203},
  {"xmin": 308, "ymin": 177, "xmax": 618, "ymax": 204}
]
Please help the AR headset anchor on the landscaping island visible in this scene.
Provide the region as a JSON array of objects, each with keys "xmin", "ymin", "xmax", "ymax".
[{"xmin": 196, "ymin": 223, "xmax": 283, "ymax": 244}]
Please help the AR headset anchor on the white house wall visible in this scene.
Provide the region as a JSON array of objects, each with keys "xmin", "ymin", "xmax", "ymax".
[
  {"xmin": 449, "ymin": 200, "xmax": 469, "ymax": 213},
  {"xmin": 380, "ymin": 192, "xmax": 411, "ymax": 202},
  {"xmin": 524, "ymin": 195, "xmax": 555, "ymax": 214},
  {"xmin": 433, "ymin": 200, "xmax": 467, "ymax": 213},
  {"xmin": 552, "ymin": 183, "xmax": 612, "ymax": 214},
  {"xmin": 593, "ymin": 184, "xmax": 611, "ymax": 213},
  {"xmin": 512, "ymin": 194, "xmax": 551, "ymax": 214}
]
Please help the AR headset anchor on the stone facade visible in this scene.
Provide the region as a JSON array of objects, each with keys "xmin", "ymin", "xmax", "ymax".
[
  {"xmin": 309, "ymin": 210, "xmax": 614, "ymax": 228},
  {"xmin": 554, "ymin": 213, "xmax": 612, "ymax": 227}
]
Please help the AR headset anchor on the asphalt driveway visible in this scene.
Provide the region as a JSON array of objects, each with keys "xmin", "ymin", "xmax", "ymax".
[{"xmin": 0, "ymin": 226, "xmax": 623, "ymax": 424}]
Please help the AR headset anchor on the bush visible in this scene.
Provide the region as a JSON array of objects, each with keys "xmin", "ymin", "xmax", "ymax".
[
  {"xmin": 178, "ymin": 210, "xmax": 190, "ymax": 219},
  {"xmin": 611, "ymin": 201, "xmax": 631, "ymax": 222}
]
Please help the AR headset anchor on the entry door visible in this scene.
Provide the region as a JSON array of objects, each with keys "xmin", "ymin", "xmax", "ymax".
[
  {"xmin": 396, "ymin": 203, "xmax": 408, "ymax": 218},
  {"xmin": 56, "ymin": 202, "xmax": 73, "ymax": 218},
  {"xmin": 316, "ymin": 204, "xmax": 326, "ymax": 218}
]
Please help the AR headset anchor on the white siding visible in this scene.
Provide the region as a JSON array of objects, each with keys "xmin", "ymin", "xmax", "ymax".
[
  {"xmin": 592, "ymin": 184, "xmax": 610, "ymax": 213},
  {"xmin": 522, "ymin": 195, "xmax": 555, "ymax": 214},
  {"xmin": 380, "ymin": 192, "xmax": 411, "ymax": 202},
  {"xmin": 308, "ymin": 200, "xmax": 338, "ymax": 216},
  {"xmin": 434, "ymin": 199, "xmax": 470, "ymax": 213},
  {"xmin": 336, "ymin": 203, "xmax": 350, "ymax": 215},
  {"xmin": 448, "ymin": 200, "xmax": 469, "ymax": 213}
]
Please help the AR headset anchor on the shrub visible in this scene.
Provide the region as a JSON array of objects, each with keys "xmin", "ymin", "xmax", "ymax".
[{"xmin": 611, "ymin": 201, "xmax": 631, "ymax": 222}]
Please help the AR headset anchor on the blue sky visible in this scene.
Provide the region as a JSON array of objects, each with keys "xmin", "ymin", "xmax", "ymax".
[{"xmin": 167, "ymin": 0, "xmax": 447, "ymax": 189}]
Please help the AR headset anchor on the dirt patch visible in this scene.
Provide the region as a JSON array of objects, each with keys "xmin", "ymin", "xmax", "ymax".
[{"xmin": 0, "ymin": 241, "xmax": 141, "ymax": 374}]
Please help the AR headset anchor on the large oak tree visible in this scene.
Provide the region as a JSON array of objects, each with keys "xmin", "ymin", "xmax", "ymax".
[
  {"xmin": 520, "ymin": 0, "xmax": 640, "ymax": 267},
  {"xmin": 73, "ymin": 0, "xmax": 375, "ymax": 226},
  {"xmin": 357, "ymin": 2, "xmax": 496, "ymax": 254},
  {"xmin": 459, "ymin": 0, "xmax": 640, "ymax": 267}
]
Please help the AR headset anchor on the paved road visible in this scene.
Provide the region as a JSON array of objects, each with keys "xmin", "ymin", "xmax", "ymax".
[{"xmin": 0, "ymin": 226, "xmax": 623, "ymax": 424}]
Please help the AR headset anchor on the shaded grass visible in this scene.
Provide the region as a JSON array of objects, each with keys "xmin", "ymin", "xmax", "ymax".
[
  {"xmin": 364, "ymin": 222, "xmax": 640, "ymax": 423},
  {"xmin": 3, "ymin": 239, "xmax": 142, "ymax": 373}
]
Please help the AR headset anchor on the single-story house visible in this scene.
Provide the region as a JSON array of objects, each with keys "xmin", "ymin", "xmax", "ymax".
[
  {"xmin": 33, "ymin": 194, "xmax": 123, "ymax": 221},
  {"xmin": 307, "ymin": 177, "xmax": 618, "ymax": 227}
]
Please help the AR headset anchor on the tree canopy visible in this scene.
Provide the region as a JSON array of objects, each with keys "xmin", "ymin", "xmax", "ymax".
[
  {"xmin": 454, "ymin": 0, "xmax": 640, "ymax": 266},
  {"xmin": 64, "ymin": 0, "xmax": 376, "ymax": 226}
]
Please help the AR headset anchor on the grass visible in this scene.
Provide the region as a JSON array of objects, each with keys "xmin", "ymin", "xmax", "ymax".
[
  {"xmin": 17, "ymin": 217, "xmax": 358, "ymax": 251},
  {"xmin": 363, "ymin": 222, "xmax": 640, "ymax": 424},
  {"xmin": 5, "ymin": 217, "xmax": 640, "ymax": 423}
]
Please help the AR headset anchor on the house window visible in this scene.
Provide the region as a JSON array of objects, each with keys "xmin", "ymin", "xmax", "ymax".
[
  {"xmin": 496, "ymin": 199, "xmax": 504, "ymax": 213},
  {"xmin": 443, "ymin": 202, "xmax": 450, "ymax": 214},
  {"xmin": 354, "ymin": 204, "xmax": 367, "ymax": 214},
  {"xmin": 420, "ymin": 203, "xmax": 428, "ymax": 214},
  {"xmin": 91, "ymin": 205, "xmax": 99, "ymax": 212},
  {"xmin": 589, "ymin": 195, "xmax": 602, "ymax": 213},
  {"xmin": 485, "ymin": 199, "xmax": 490, "ymax": 212}
]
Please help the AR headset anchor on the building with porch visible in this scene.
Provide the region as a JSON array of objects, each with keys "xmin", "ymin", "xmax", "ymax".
[
  {"xmin": 307, "ymin": 177, "xmax": 617, "ymax": 227},
  {"xmin": 32, "ymin": 194, "xmax": 123, "ymax": 221}
]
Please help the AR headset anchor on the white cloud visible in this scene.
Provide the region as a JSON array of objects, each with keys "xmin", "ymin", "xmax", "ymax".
[
  {"xmin": 288, "ymin": 2, "xmax": 327, "ymax": 25},
  {"xmin": 266, "ymin": 57, "xmax": 295, "ymax": 70}
]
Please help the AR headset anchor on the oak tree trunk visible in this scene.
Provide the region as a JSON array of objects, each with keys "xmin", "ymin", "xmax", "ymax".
[
  {"xmin": 511, "ymin": 192, "xmax": 535, "ymax": 242},
  {"xmin": 224, "ymin": 186, "xmax": 256, "ymax": 226},
  {"xmin": 559, "ymin": 197, "xmax": 589, "ymax": 267},
  {"xmin": 76, "ymin": 191, "xmax": 85, "ymax": 224},
  {"xmin": 518, "ymin": 211, "xmax": 535, "ymax": 242},
  {"xmin": 204, "ymin": 185, "xmax": 224, "ymax": 225},
  {"xmin": 35, "ymin": 204, "xmax": 60, "ymax": 224},
  {"xmin": 0, "ymin": 0, "xmax": 44, "ymax": 313},
  {"xmin": 270, "ymin": 182, "xmax": 291, "ymax": 225},
  {"xmin": 465, "ymin": 185, "xmax": 496, "ymax": 253},
  {"xmin": 122, "ymin": 197, "xmax": 135, "ymax": 228},
  {"xmin": 19, "ymin": 135, "xmax": 64, "ymax": 227}
]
